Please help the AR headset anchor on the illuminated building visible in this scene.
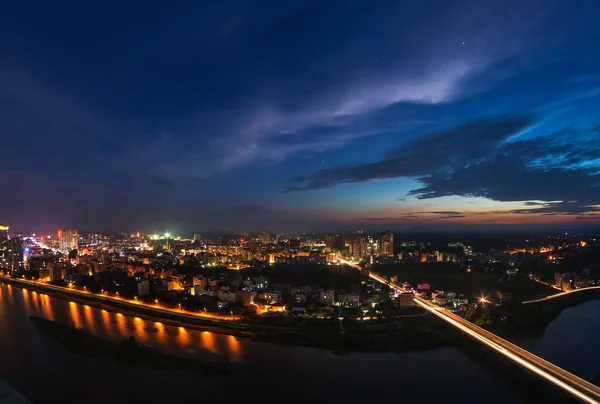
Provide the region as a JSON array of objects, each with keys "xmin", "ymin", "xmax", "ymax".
[
  {"xmin": 258, "ymin": 231, "xmax": 271, "ymax": 244},
  {"xmin": 325, "ymin": 234, "xmax": 345, "ymax": 252},
  {"xmin": 346, "ymin": 292, "xmax": 360, "ymax": 308},
  {"xmin": 58, "ymin": 229, "xmax": 78, "ymax": 252},
  {"xmin": 48, "ymin": 264, "xmax": 65, "ymax": 282},
  {"xmin": 349, "ymin": 237, "xmax": 367, "ymax": 258},
  {"xmin": 235, "ymin": 290, "xmax": 257, "ymax": 306},
  {"xmin": 397, "ymin": 293, "xmax": 415, "ymax": 308},
  {"xmin": 259, "ymin": 292, "xmax": 280, "ymax": 305},
  {"xmin": 554, "ymin": 273, "xmax": 562, "ymax": 289},
  {"xmin": 137, "ymin": 280, "xmax": 150, "ymax": 296},
  {"xmin": 378, "ymin": 231, "xmax": 394, "ymax": 257},
  {"xmin": 0, "ymin": 225, "xmax": 8, "ymax": 239},
  {"xmin": 88, "ymin": 233, "xmax": 103, "ymax": 245},
  {"xmin": 319, "ymin": 290, "xmax": 335, "ymax": 306},
  {"xmin": 0, "ymin": 226, "xmax": 7, "ymax": 271},
  {"xmin": 5, "ymin": 237, "xmax": 23, "ymax": 273}
]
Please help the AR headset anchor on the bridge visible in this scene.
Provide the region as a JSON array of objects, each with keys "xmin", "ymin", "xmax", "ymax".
[
  {"xmin": 523, "ymin": 285, "xmax": 600, "ymax": 304},
  {"xmin": 339, "ymin": 259, "xmax": 600, "ymax": 404}
]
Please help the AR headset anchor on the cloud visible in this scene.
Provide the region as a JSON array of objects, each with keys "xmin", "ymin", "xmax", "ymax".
[
  {"xmin": 506, "ymin": 201, "xmax": 600, "ymax": 216},
  {"xmin": 284, "ymin": 115, "xmax": 533, "ymax": 191},
  {"xmin": 354, "ymin": 216, "xmax": 420, "ymax": 222},
  {"xmin": 417, "ymin": 211, "xmax": 462, "ymax": 215},
  {"xmin": 408, "ymin": 153, "xmax": 600, "ymax": 212},
  {"xmin": 288, "ymin": 111, "xmax": 600, "ymax": 215},
  {"xmin": 411, "ymin": 211, "xmax": 468, "ymax": 220},
  {"xmin": 122, "ymin": 0, "xmax": 557, "ymax": 174}
]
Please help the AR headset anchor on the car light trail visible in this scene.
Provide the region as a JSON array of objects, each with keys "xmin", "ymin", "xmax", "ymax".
[
  {"xmin": 414, "ymin": 298, "xmax": 600, "ymax": 404},
  {"xmin": 338, "ymin": 258, "xmax": 600, "ymax": 404},
  {"xmin": 523, "ymin": 286, "xmax": 600, "ymax": 304}
]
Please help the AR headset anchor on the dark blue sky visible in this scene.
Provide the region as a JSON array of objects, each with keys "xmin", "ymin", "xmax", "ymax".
[{"xmin": 2, "ymin": 0, "xmax": 600, "ymax": 234}]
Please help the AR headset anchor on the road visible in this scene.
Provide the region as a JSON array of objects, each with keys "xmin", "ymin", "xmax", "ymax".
[
  {"xmin": 523, "ymin": 285, "xmax": 600, "ymax": 304},
  {"xmin": 339, "ymin": 259, "xmax": 600, "ymax": 404},
  {"xmin": 0, "ymin": 275, "xmax": 241, "ymax": 323}
]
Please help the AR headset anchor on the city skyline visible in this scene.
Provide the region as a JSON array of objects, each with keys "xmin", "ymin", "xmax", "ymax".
[{"xmin": 2, "ymin": 1, "xmax": 600, "ymax": 233}]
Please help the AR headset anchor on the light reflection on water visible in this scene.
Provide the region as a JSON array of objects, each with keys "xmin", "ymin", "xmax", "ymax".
[
  {"xmin": 15, "ymin": 285, "xmax": 242, "ymax": 363},
  {"xmin": 0, "ymin": 282, "xmax": 556, "ymax": 404},
  {"xmin": 83, "ymin": 305, "xmax": 97, "ymax": 334},
  {"xmin": 68, "ymin": 301, "xmax": 82, "ymax": 329},
  {"xmin": 40, "ymin": 293, "xmax": 55, "ymax": 321}
]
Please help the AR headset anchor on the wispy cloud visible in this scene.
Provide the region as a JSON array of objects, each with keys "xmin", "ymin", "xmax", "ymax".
[{"xmin": 284, "ymin": 115, "xmax": 533, "ymax": 191}]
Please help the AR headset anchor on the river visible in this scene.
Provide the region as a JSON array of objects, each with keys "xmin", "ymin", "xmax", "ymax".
[{"xmin": 0, "ymin": 282, "xmax": 593, "ymax": 403}]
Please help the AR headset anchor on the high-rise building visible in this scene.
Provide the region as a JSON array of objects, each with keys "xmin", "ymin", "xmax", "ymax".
[
  {"xmin": 378, "ymin": 231, "xmax": 394, "ymax": 257},
  {"xmin": 58, "ymin": 229, "xmax": 78, "ymax": 252},
  {"xmin": 325, "ymin": 234, "xmax": 345, "ymax": 252},
  {"xmin": 259, "ymin": 231, "xmax": 271, "ymax": 245},
  {"xmin": 48, "ymin": 264, "xmax": 65, "ymax": 282},
  {"xmin": 349, "ymin": 237, "xmax": 367, "ymax": 259},
  {"xmin": 6, "ymin": 237, "xmax": 23, "ymax": 273},
  {"xmin": 193, "ymin": 233, "xmax": 202, "ymax": 242},
  {"xmin": 0, "ymin": 225, "xmax": 7, "ymax": 271},
  {"xmin": 0, "ymin": 225, "xmax": 8, "ymax": 239}
]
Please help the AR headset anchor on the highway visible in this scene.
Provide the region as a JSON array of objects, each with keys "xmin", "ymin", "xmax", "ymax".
[
  {"xmin": 523, "ymin": 285, "xmax": 600, "ymax": 304},
  {"xmin": 0, "ymin": 275, "xmax": 241, "ymax": 323},
  {"xmin": 339, "ymin": 259, "xmax": 600, "ymax": 404}
]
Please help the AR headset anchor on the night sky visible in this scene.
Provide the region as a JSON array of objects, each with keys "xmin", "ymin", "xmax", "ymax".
[{"xmin": 2, "ymin": 1, "xmax": 600, "ymax": 234}]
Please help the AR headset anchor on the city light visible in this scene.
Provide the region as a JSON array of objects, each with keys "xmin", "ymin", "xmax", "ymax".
[{"xmin": 2, "ymin": 219, "xmax": 598, "ymax": 403}]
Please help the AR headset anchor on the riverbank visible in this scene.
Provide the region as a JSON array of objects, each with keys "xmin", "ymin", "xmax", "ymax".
[
  {"xmin": 486, "ymin": 288, "xmax": 600, "ymax": 339},
  {"xmin": 250, "ymin": 314, "xmax": 461, "ymax": 353},
  {"xmin": 1, "ymin": 276, "xmax": 462, "ymax": 353},
  {"xmin": 30, "ymin": 316, "xmax": 228, "ymax": 375},
  {"xmin": 0, "ymin": 276, "xmax": 254, "ymax": 337}
]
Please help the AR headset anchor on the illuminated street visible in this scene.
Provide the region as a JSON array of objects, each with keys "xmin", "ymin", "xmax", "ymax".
[{"xmin": 0, "ymin": 275, "xmax": 241, "ymax": 322}]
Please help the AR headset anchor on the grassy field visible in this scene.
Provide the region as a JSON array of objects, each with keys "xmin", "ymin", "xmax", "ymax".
[{"xmin": 374, "ymin": 263, "xmax": 558, "ymax": 301}]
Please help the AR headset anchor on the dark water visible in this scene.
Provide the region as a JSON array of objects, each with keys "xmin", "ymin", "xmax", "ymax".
[
  {"xmin": 519, "ymin": 299, "xmax": 600, "ymax": 381},
  {"xmin": 0, "ymin": 283, "xmax": 594, "ymax": 403}
]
